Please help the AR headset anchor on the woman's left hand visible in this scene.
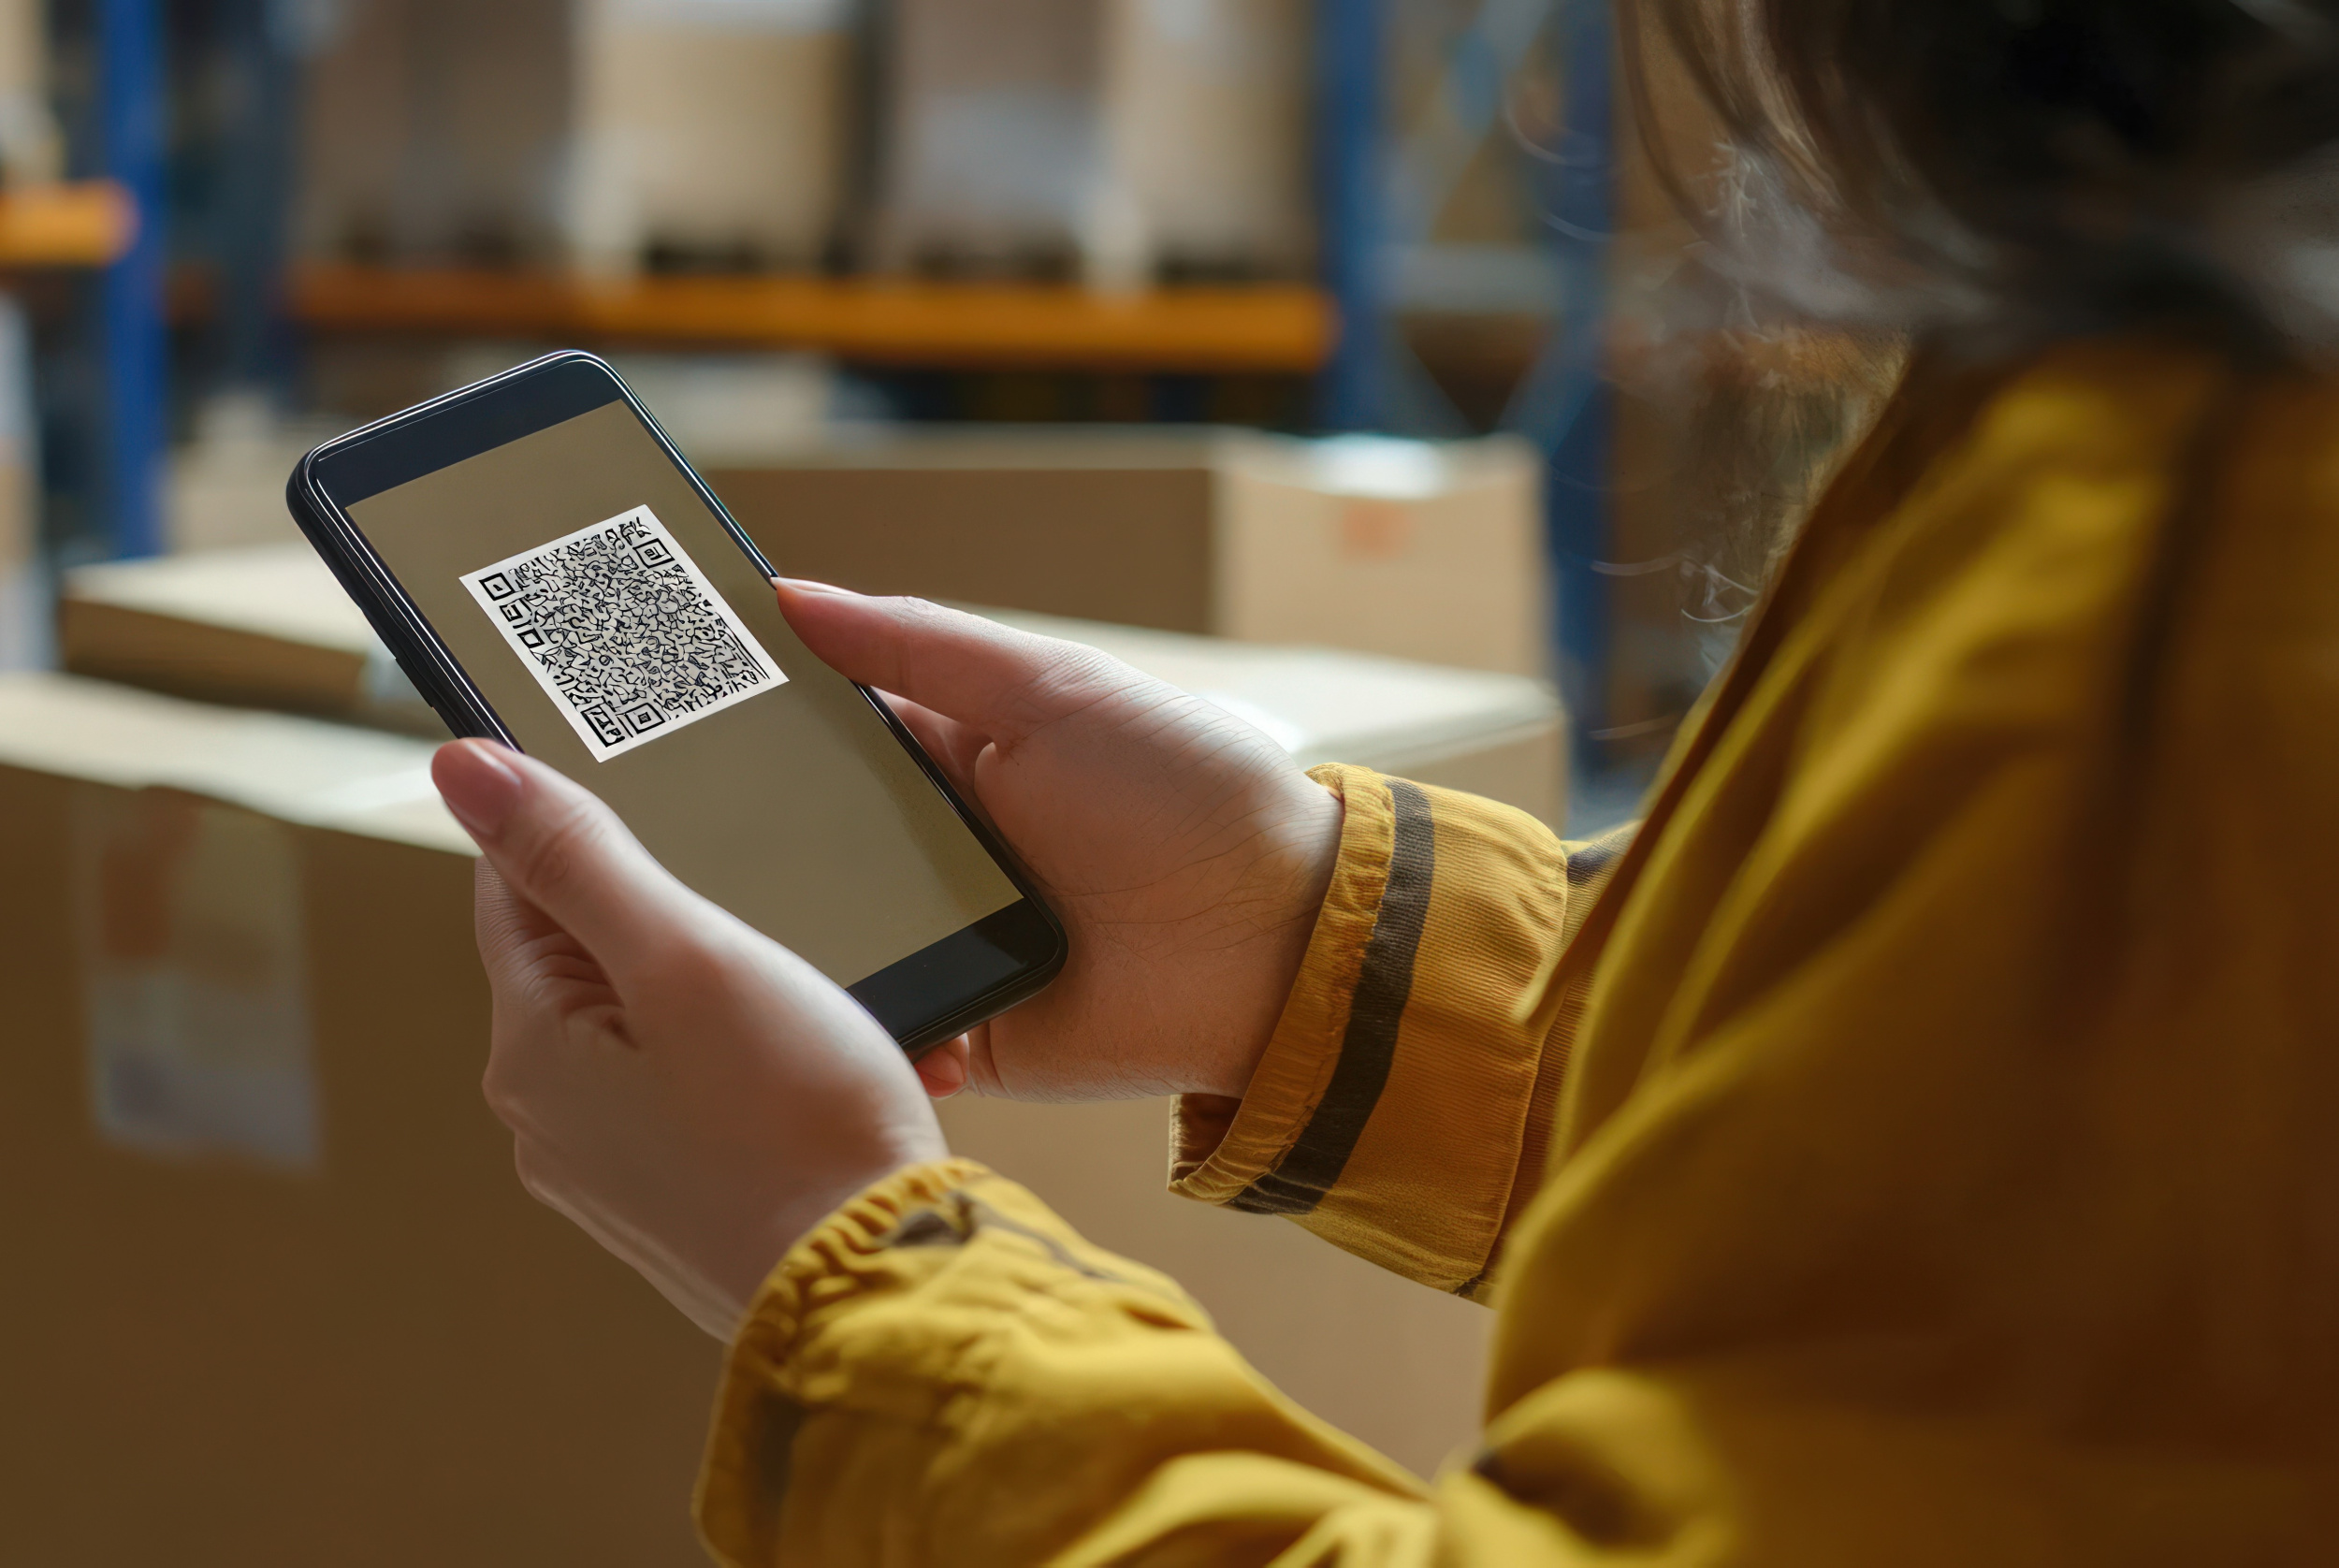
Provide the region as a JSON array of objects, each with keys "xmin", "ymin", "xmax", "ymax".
[{"xmin": 432, "ymin": 737, "xmax": 947, "ymax": 1340}]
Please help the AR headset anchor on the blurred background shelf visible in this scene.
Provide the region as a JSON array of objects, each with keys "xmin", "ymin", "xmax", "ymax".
[
  {"xmin": 287, "ymin": 267, "xmax": 1337, "ymax": 374},
  {"xmin": 0, "ymin": 180, "xmax": 135, "ymax": 268}
]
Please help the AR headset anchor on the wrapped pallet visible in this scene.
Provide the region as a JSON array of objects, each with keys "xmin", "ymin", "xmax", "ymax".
[
  {"xmin": 564, "ymin": 0, "xmax": 854, "ymax": 274},
  {"xmin": 295, "ymin": 0, "xmax": 851, "ymax": 271},
  {"xmin": 294, "ymin": 0, "xmax": 573, "ymax": 264},
  {"xmin": 876, "ymin": 0, "xmax": 1312, "ymax": 284}
]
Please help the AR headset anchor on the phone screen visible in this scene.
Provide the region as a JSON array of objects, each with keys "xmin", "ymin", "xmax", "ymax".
[{"xmin": 340, "ymin": 393, "xmax": 1024, "ymax": 994}]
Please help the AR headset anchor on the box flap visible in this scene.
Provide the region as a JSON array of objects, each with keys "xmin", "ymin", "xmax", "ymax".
[
  {"xmin": 65, "ymin": 544, "xmax": 380, "ymax": 656},
  {"xmin": 0, "ymin": 673, "xmax": 469, "ymax": 856},
  {"xmin": 981, "ymin": 608, "xmax": 1561, "ymax": 771}
]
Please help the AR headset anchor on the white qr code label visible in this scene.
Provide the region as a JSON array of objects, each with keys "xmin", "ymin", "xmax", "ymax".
[{"xmin": 461, "ymin": 505, "xmax": 787, "ymax": 761}]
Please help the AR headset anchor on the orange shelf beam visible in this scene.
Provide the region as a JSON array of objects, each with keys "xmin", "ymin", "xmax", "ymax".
[
  {"xmin": 0, "ymin": 181, "xmax": 137, "ymax": 268},
  {"xmin": 289, "ymin": 266, "xmax": 1337, "ymax": 374}
]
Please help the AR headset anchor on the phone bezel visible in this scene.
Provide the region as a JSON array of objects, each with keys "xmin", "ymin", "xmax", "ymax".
[{"xmin": 285, "ymin": 349, "xmax": 1067, "ymax": 1055}]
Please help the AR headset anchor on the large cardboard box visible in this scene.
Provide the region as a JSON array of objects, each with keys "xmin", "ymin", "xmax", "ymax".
[
  {"xmin": 0, "ymin": 670, "xmax": 1504, "ymax": 1559},
  {"xmin": 712, "ymin": 428, "xmax": 1552, "ymax": 678},
  {"xmin": 0, "ymin": 677, "xmax": 717, "ymax": 1567},
  {"xmin": 60, "ymin": 542, "xmax": 1567, "ymax": 824}
]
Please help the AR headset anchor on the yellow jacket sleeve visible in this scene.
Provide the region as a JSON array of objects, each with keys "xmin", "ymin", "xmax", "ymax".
[
  {"xmin": 1168, "ymin": 765, "xmax": 1634, "ymax": 1299},
  {"xmin": 697, "ymin": 337, "xmax": 2339, "ymax": 1565},
  {"xmin": 694, "ymin": 1159, "xmax": 1624, "ymax": 1568}
]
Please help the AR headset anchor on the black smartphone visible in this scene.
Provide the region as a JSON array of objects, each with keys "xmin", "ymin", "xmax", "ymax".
[{"xmin": 286, "ymin": 351, "xmax": 1065, "ymax": 1055}]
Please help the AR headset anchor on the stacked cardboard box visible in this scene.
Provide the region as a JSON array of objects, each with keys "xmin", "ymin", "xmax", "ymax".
[
  {"xmin": 59, "ymin": 542, "xmax": 1567, "ymax": 823},
  {"xmin": 18, "ymin": 530, "xmax": 1567, "ymax": 1554},
  {"xmin": 712, "ymin": 428, "xmax": 1552, "ymax": 679}
]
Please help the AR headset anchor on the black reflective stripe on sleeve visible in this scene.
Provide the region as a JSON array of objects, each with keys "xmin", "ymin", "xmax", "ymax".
[{"xmin": 1232, "ymin": 777, "xmax": 1436, "ymax": 1217}]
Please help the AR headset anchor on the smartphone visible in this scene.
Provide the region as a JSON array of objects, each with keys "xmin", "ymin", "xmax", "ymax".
[{"xmin": 286, "ymin": 351, "xmax": 1066, "ymax": 1055}]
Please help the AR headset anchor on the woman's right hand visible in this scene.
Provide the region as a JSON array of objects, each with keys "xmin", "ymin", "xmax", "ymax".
[{"xmin": 777, "ymin": 581, "xmax": 1343, "ymax": 1105}]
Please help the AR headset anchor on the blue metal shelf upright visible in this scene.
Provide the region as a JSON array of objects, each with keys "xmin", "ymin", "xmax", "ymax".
[
  {"xmin": 97, "ymin": 0, "xmax": 168, "ymax": 559},
  {"xmin": 1311, "ymin": 0, "xmax": 1619, "ymax": 763}
]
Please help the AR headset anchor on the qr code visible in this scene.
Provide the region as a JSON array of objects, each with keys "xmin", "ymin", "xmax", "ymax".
[{"xmin": 460, "ymin": 505, "xmax": 787, "ymax": 761}]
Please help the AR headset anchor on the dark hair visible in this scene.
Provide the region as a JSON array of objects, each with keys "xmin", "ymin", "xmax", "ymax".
[{"xmin": 1624, "ymin": 0, "xmax": 2339, "ymax": 338}]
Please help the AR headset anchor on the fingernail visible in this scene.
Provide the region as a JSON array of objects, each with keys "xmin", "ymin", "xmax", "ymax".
[
  {"xmin": 434, "ymin": 740, "xmax": 525, "ymax": 839},
  {"xmin": 777, "ymin": 577, "xmax": 853, "ymax": 597}
]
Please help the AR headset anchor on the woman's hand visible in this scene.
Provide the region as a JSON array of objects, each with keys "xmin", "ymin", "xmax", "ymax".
[
  {"xmin": 777, "ymin": 581, "xmax": 1343, "ymax": 1105},
  {"xmin": 432, "ymin": 738, "xmax": 946, "ymax": 1341}
]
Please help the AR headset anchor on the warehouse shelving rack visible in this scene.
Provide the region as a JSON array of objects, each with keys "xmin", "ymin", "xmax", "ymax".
[{"xmin": 67, "ymin": 0, "xmax": 1623, "ymax": 756}]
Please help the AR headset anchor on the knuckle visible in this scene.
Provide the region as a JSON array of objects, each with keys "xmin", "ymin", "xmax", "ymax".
[{"xmin": 480, "ymin": 1040, "xmax": 530, "ymax": 1126}]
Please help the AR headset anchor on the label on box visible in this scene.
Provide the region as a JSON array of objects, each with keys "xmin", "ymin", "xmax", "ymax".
[{"xmin": 70, "ymin": 789, "xmax": 321, "ymax": 1172}]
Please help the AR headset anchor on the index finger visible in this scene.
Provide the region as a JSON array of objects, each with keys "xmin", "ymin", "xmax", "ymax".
[
  {"xmin": 433, "ymin": 739, "xmax": 705, "ymax": 979},
  {"xmin": 777, "ymin": 581, "xmax": 1117, "ymax": 744}
]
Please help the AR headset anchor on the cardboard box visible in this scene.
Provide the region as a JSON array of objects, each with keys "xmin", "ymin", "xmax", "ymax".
[
  {"xmin": 876, "ymin": 0, "xmax": 1311, "ymax": 284},
  {"xmin": 0, "ymin": 674, "xmax": 1491, "ymax": 1565},
  {"xmin": 0, "ymin": 676, "xmax": 717, "ymax": 1567},
  {"xmin": 60, "ymin": 545, "xmax": 444, "ymax": 736},
  {"xmin": 714, "ymin": 428, "xmax": 1552, "ymax": 678},
  {"xmin": 60, "ymin": 542, "xmax": 1566, "ymax": 824}
]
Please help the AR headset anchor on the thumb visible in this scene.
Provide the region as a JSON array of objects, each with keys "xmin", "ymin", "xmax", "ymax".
[
  {"xmin": 777, "ymin": 580, "xmax": 1114, "ymax": 744},
  {"xmin": 432, "ymin": 739, "xmax": 701, "ymax": 978}
]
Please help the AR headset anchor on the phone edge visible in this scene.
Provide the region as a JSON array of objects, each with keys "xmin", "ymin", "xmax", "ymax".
[{"xmin": 285, "ymin": 350, "xmax": 1070, "ymax": 1055}]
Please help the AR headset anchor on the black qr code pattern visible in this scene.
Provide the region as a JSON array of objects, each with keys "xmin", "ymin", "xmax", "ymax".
[{"xmin": 476, "ymin": 517, "xmax": 771, "ymax": 750}]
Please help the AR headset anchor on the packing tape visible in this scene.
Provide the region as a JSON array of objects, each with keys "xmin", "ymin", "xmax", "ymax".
[{"xmin": 68, "ymin": 785, "xmax": 321, "ymax": 1172}]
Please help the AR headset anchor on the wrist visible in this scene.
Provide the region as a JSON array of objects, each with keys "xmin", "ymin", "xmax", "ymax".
[{"xmin": 1186, "ymin": 776, "xmax": 1344, "ymax": 1100}]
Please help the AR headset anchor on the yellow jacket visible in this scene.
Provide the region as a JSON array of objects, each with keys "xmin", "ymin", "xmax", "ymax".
[{"xmin": 694, "ymin": 336, "xmax": 2339, "ymax": 1564}]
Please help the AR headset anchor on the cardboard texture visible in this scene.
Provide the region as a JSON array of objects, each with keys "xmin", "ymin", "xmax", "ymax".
[
  {"xmin": 877, "ymin": 0, "xmax": 1310, "ymax": 284},
  {"xmin": 0, "ymin": 676, "xmax": 717, "ymax": 1567},
  {"xmin": 59, "ymin": 543, "xmax": 1566, "ymax": 824},
  {"xmin": 714, "ymin": 428, "xmax": 1551, "ymax": 677},
  {"xmin": 61, "ymin": 545, "xmax": 444, "ymax": 736},
  {"xmin": 0, "ymin": 668, "xmax": 1503, "ymax": 1559}
]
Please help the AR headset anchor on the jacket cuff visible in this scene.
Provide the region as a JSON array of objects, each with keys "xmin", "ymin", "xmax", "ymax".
[
  {"xmin": 695, "ymin": 1157, "xmax": 993, "ymax": 1568},
  {"xmin": 1170, "ymin": 763, "xmax": 1391, "ymax": 1205}
]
